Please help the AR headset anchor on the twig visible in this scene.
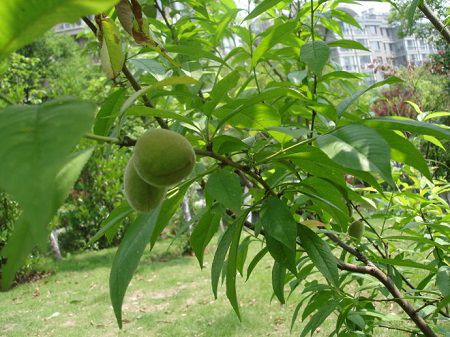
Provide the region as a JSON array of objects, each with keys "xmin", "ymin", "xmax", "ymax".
[
  {"xmin": 82, "ymin": 16, "xmax": 169, "ymax": 129},
  {"xmin": 195, "ymin": 149, "xmax": 275, "ymax": 195},
  {"xmin": 377, "ymin": 324, "xmax": 417, "ymax": 334}
]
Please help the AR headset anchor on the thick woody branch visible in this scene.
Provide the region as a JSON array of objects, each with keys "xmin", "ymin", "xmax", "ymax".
[
  {"xmin": 418, "ymin": 3, "xmax": 450, "ymax": 44},
  {"xmin": 337, "ymin": 260, "xmax": 437, "ymax": 337}
]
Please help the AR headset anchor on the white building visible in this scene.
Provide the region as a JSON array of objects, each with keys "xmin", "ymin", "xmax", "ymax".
[
  {"xmin": 330, "ymin": 8, "xmax": 437, "ymax": 81},
  {"xmin": 54, "ymin": 20, "xmax": 86, "ymax": 36}
]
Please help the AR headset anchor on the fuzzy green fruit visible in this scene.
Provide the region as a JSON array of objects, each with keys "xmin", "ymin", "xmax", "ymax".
[
  {"xmin": 133, "ymin": 128, "xmax": 195, "ymax": 187},
  {"xmin": 348, "ymin": 220, "xmax": 364, "ymax": 242},
  {"xmin": 124, "ymin": 159, "xmax": 166, "ymax": 212}
]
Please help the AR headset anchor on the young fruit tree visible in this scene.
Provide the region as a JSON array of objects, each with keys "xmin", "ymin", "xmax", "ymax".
[{"xmin": 0, "ymin": 0, "xmax": 449, "ymax": 336}]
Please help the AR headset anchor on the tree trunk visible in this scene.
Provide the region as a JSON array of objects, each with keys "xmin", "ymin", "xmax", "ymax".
[{"xmin": 49, "ymin": 228, "xmax": 65, "ymax": 260}]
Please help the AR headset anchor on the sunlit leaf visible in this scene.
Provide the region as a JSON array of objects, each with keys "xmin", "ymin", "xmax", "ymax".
[
  {"xmin": 317, "ymin": 124, "xmax": 394, "ymax": 186},
  {"xmin": 0, "ymin": 98, "xmax": 95, "ymax": 289},
  {"xmin": 0, "ymin": 0, "xmax": 119, "ymax": 61},
  {"xmin": 300, "ymin": 41, "xmax": 330, "ymax": 75}
]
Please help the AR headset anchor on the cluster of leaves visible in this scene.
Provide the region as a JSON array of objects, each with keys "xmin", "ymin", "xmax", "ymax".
[{"xmin": 0, "ymin": 1, "xmax": 449, "ymax": 337}]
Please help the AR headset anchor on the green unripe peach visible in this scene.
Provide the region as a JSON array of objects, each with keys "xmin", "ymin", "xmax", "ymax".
[
  {"xmin": 133, "ymin": 128, "xmax": 195, "ymax": 187},
  {"xmin": 124, "ymin": 159, "xmax": 166, "ymax": 212},
  {"xmin": 348, "ymin": 220, "xmax": 364, "ymax": 242}
]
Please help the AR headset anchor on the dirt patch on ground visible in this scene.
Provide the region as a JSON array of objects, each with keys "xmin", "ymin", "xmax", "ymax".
[{"xmin": 9, "ymin": 270, "xmax": 54, "ymax": 288}]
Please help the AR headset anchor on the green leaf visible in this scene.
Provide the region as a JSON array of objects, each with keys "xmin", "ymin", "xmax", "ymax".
[
  {"xmin": 203, "ymin": 70, "xmax": 240, "ymax": 115},
  {"xmin": 373, "ymin": 257, "xmax": 437, "ymax": 272},
  {"xmin": 129, "ymin": 58, "xmax": 166, "ymax": 75},
  {"xmin": 300, "ymin": 41, "xmax": 330, "ymax": 75},
  {"xmin": 126, "ymin": 106, "xmax": 194, "ymax": 125},
  {"xmin": 261, "ymin": 197, "xmax": 297, "ymax": 273},
  {"xmin": 211, "ymin": 225, "xmax": 235, "ymax": 299},
  {"xmin": 212, "ymin": 135, "xmax": 249, "ymax": 155},
  {"xmin": 94, "ymin": 89, "xmax": 127, "ymax": 136},
  {"xmin": 246, "ymin": 247, "xmax": 269, "ymax": 281},
  {"xmin": 0, "ymin": 98, "xmax": 95, "ymax": 289},
  {"xmin": 100, "ymin": 17, "xmax": 125, "ymax": 79},
  {"xmin": 205, "ymin": 169, "xmax": 242, "ymax": 212},
  {"xmin": 321, "ymin": 71, "xmax": 362, "ymax": 82},
  {"xmin": 317, "ymin": 124, "xmax": 394, "ymax": 186},
  {"xmin": 252, "ymin": 20, "xmax": 297, "ymax": 66},
  {"xmin": 302, "ymin": 291, "xmax": 333, "ymax": 320},
  {"xmin": 191, "ymin": 210, "xmax": 221, "ymax": 268},
  {"xmin": 299, "ymin": 177, "xmax": 350, "ymax": 226},
  {"xmin": 109, "ymin": 211, "xmax": 159, "ymax": 328},
  {"xmin": 300, "ymin": 300, "xmax": 338, "ymax": 337},
  {"xmin": 53, "ymin": 147, "xmax": 95, "ymax": 206},
  {"xmin": 297, "ymin": 224, "xmax": 339, "ymax": 287},
  {"xmin": 327, "ymin": 39, "xmax": 369, "ymax": 51},
  {"xmin": 120, "ymin": 76, "xmax": 198, "ymax": 113},
  {"xmin": 272, "ymin": 261, "xmax": 286, "ymax": 304},
  {"xmin": 236, "ymin": 236, "xmax": 251, "ymax": 276},
  {"xmin": 362, "ymin": 117, "xmax": 450, "ymax": 140},
  {"xmin": 0, "ymin": 0, "xmax": 119, "ymax": 61},
  {"xmin": 436, "ymin": 266, "xmax": 450, "ymax": 297},
  {"xmin": 337, "ymin": 77, "xmax": 402, "ymax": 116},
  {"xmin": 244, "ymin": 0, "xmax": 284, "ymax": 21},
  {"xmin": 226, "ymin": 218, "xmax": 244, "ymax": 320},
  {"xmin": 150, "ymin": 183, "xmax": 192, "ymax": 246},
  {"xmin": 406, "ymin": 0, "xmax": 422, "ymax": 33},
  {"xmin": 165, "ymin": 44, "xmax": 226, "ymax": 65},
  {"xmin": 376, "ymin": 129, "xmax": 431, "ymax": 180},
  {"xmin": 88, "ymin": 202, "xmax": 133, "ymax": 245},
  {"xmin": 331, "ymin": 9, "xmax": 362, "ymax": 29},
  {"xmin": 422, "ymin": 111, "xmax": 450, "ymax": 121},
  {"xmin": 279, "ymin": 145, "xmax": 384, "ymax": 193},
  {"xmin": 2, "ymin": 146, "xmax": 94, "ymax": 289},
  {"xmin": 227, "ymin": 104, "xmax": 281, "ymax": 130}
]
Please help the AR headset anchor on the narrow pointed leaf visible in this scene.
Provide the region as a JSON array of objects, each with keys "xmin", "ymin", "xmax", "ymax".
[
  {"xmin": 246, "ymin": 246, "xmax": 269, "ymax": 281},
  {"xmin": 226, "ymin": 218, "xmax": 244, "ymax": 320},
  {"xmin": 244, "ymin": 0, "xmax": 284, "ymax": 21},
  {"xmin": 337, "ymin": 77, "xmax": 402, "ymax": 116},
  {"xmin": 191, "ymin": 210, "xmax": 221, "ymax": 268},
  {"xmin": 298, "ymin": 224, "xmax": 339, "ymax": 287},
  {"xmin": 272, "ymin": 261, "xmax": 286, "ymax": 304},
  {"xmin": 110, "ymin": 211, "xmax": 160, "ymax": 328},
  {"xmin": 317, "ymin": 124, "xmax": 394, "ymax": 186},
  {"xmin": 211, "ymin": 225, "xmax": 235, "ymax": 299}
]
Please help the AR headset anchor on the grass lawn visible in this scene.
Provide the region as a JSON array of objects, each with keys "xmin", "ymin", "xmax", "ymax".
[{"xmin": 1, "ymin": 238, "xmax": 412, "ymax": 337}]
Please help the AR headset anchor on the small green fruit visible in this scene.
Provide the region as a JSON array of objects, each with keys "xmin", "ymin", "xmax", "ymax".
[
  {"xmin": 348, "ymin": 220, "xmax": 364, "ymax": 242},
  {"xmin": 133, "ymin": 128, "xmax": 195, "ymax": 187},
  {"xmin": 124, "ymin": 159, "xmax": 166, "ymax": 212}
]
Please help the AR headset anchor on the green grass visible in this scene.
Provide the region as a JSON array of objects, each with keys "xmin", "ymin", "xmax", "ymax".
[{"xmin": 1, "ymin": 238, "xmax": 410, "ymax": 337}]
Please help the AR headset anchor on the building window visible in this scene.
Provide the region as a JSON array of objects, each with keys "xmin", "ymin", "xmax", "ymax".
[
  {"xmin": 365, "ymin": 25, "xmax": 378, "ymax": 35},
  {"xmin": 370, "ymin": 41, "xmax": 380, "ymax": 51},
  {"xmin": 407, "ymin": 40, "xmax": 414, "ymax": 49},
  {"xmin": 359, "ymin": 55, "xmax": 371, "ymax": 64}
]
